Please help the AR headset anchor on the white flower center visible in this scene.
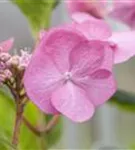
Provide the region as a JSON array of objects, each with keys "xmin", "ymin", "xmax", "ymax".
[{"xmin": 64, "ymin": 71, "xmax": 72, "ymax": 81}]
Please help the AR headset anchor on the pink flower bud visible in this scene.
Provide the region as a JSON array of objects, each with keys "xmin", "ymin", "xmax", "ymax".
[
  {"xmin": 6, "ymin": 55, "xmax": 20, "ymax": 67},
  {"xmin": 0, "ymin": 62, "xmax": 6, "ymax": 70},
  {"xmin": 4, "ymin": 69, "xmax": 12, "ymax": 79},
  {"xmin": 0, "ymin": 53, "xmax": 11, "ymax": 62},
  {"xmin": 0, "ymin": 74, "xmax": 6, "ymax": 83},
  {"xmin": 19, "ymin": 50, "xmax": 32, "ymax": 68}
]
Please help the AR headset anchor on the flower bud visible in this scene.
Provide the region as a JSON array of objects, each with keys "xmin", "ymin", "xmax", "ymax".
[
  {"xmin": 19, "ymin": 50, "xmax": 31, "ymax": 68},
  {"xmin": 4, "ymin": 69, "xmax": 12, "ymax": 79},
  {"xmin": 0, "ymin": 61, "xmax": 6, "ymax": 70},
  {"xmin": 0, "ymin": 73, "xmax": 6, "ymax": 83},
  {"xmin": 6, "ymin": 55, "xmax": 20, "ymax": 67},
  {"xmin": 0, "ymin": 52, "xmax": 11, "ymax": 62}
]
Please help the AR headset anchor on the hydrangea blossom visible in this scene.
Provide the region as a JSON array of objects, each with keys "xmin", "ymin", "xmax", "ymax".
[
  {"xmin": 109, "ymin": 0, "xmax": 135, "ymax": 29},
  {"xmin": 66, "ymin": 0, "xmax": 106, "ymax": 19},
  {"xmin": 71, "ymin": 12, "xmax": 135, "ymax": 63},
  {"xmin": 24, "ymin": 28, "xmax": 116, "ymax": 122}
]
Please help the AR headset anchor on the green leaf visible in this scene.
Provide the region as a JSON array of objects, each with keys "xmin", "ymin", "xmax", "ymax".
[
  {"xmin": 0, "ymin": 90, "xmax": 15, "ymax": 137},
  {"xmin": 21, "ymin": 105, "xmax": 62, "ymax": 149},
  {"xmin": 109, "ymin": 90, "xmax": 135, "ymax": 112},
  {"xmin": 0, "ymin": 89, "xmax": 62, "ymax": 149},
  {"xmin": 0, "ymin": 90, "xmax": 15, "ymax": 149},
  {"xmin": 0, "ymin": 134, "xmax": 16, "ymax": 150},
  {"xmin": 12, "ymin": 0, "xmax": 59, "ymax": 37},
  {"xmin": 19, "ymin": 102, "xmax": 42, "ymax": 150},
  {"xmin": 46, "ymin": 115, "xmax": 62, "ymax": 148}
]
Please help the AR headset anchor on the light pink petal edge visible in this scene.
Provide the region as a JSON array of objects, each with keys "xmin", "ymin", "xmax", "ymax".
[
  {"xmin": 109, "ymin": 31, "xmax": 135, "ymax": 63},
  {"xmin": 72, "ymin": 12, "xmax": 112, "ymax": 40},
  {"xmin": 87, "ymin": 74, "xmax": 117, "ymax": 106}
]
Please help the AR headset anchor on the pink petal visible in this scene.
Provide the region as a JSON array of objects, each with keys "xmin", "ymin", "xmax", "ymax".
[
  {"xmin": 90, "ymin": 69, "xmax": 111, "ymax": 79},
  {"xmin": 76, "ymin": 73, "xmax": 116, "ymax": 106},
  {"xmin": 66, "ymin": 0, "xmax": 105, "ymax": 19},
  {"xmin": 44, "ymin": 28, "xmax": 86, "ymax": 73},
  {"xmin": 51, "ymin": 82, "xmax": 95, "ymax": 122},
  {"xmin": 72, "ymin": 12, "xmax": 97, "ymax": 23},
  {"xmin": 24, "ymin": 44, "xmax": 62, "ymax": 114},
  {"xmin": 113, "ymin": 0, "xmax": 135, "ymax": 7},
  {"xmin": 109, "ymin": 31, "xmax": 135, "ymax": 63},
  {"xmin": 72, "ymin": 13, "xmax": 112, "ymax": 40},
  {"xmin": 110, "ymin": 6, "xmax": 135, "ymax": 28},
  {"xmin": 66, "ymin": 0, "xmax": 88, "ymax": 14},
  {"xmin": 87, "ymin": 74, "xmax": 116, "ymax": 106},
  {"xmin": 100, "ymin": 42, "xmax": 114, "ymax": 71},
  {"xmin": 0, "ymin": 38, "xmax": 14, "ymax": 52},
  {"xmin": 69, "ymin": 40, "xmax": 105, "ymax": 76},
  {"xmin": 109, "ymin": 1, "xmax": 135, "ymax": 28}
]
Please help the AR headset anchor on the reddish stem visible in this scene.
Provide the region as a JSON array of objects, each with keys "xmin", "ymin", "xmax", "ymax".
[
  {"xmin": 12, "ymin": 104, "xmax": 24, "ymax": 148},
  {"xmin": 23, "ymin": 115, "xmax": 60, "ymax": 136}
]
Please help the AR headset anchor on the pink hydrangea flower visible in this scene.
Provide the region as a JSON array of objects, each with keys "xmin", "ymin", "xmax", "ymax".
[
  {"xmin": 109, "ymin": 0, "xmax": 135, "ymax": 29},
  {"xmin": 24, "ymin": 28, "xmax": 116, "ymax": 122},
  {"xmin": 71, "ymin": 12, "xmax": 135, "ymax": 63},
  {"xmin": 66, "ymin": 0, "xmax": 106, "ymax": 19},
  {"xmin": 0, "ymin": 38, "xmax": 14, "ymax": 52}
]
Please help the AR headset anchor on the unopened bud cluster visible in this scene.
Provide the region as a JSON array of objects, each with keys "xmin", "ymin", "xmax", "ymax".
[{"xmin": 0, "ymin": 50, "xmax": 31, "ymax": 84}]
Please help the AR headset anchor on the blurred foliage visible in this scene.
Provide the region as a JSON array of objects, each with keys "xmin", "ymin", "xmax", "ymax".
[
  {"xmin": 130, "ymin": 143, "xmax": 135, "ymax": 150},
  {"xmin": 19, "ymin": 102, "xmax": 42, "ymax": 150},
  {"xmin": 130, "ymin": 145, "xmax": 135, "ymax": 150},
  {"xmin": 109, "ymin": 90, "xmax": 135, "ymax": 112},
  {"xmin": 12, "ymin": 0, "xmax": 60, "ymax": 37},
  {"xmin": 0, "ymin": 90, "xmax": 62, "ymax": 149},
  {"xmin": 0, "ymin": 87, "xmax": 135, "ymax": 149},
  {"xmin": 46, "ymin": 115, "xmax": 62, "ymax": 148}
]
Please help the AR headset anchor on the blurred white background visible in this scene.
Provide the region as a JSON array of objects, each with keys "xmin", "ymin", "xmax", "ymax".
[{"xmin": 1, "ymin": 0, "xmax": 135, "ymax": 149}]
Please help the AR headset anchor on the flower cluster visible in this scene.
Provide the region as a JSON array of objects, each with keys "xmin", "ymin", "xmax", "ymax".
[
  {"xmin": 0, "ymin": 38, "xmax": 14, "ymax": 83},
  {"xmin": 3, "ymin": 0, "xmax": 135, "ymax": 123},
  {"xmin": 22, "ymin": 0, "xmax": 135, "ymax": 122},
  {"xmin": 0, "ymin": 38, "xmax": 31, "ymax": 84}
]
